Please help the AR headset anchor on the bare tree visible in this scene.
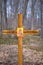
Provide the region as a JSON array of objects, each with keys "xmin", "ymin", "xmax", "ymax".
[
  {"xmin": 40, "ymin": 0, "xmax": 43, "ymax": 38},
  {"xmin": 0, "ymin": 0, "xmax": 2, "ymax": 30},
  {"xmin": 31, "ymin": 0, "xmax": 36, "ymax": 30},
  {"xmin": 12, "ymin": 0, "xmax": 20, "ymax": 17},
  {"xmin": 18, "ymin": 0, "xmax": 29, "ymax": 17},
  {"xmin": 4, "ymin": 0, "xmax": 8, "ymax": 29}
]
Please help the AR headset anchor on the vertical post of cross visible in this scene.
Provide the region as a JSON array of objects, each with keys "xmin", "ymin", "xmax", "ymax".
[{"xmin": 18, "ymin": 14, "xmax": 23, "ymax": 65}]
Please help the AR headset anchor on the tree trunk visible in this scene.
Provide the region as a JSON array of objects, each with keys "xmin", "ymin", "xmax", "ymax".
[
  {"xmin": 0, "ymin": 0, "xmax": 2, "ymax": 37},
  {"xmin": 0, "ymin": 0, "xmax": 2, "ymax": 30},
  {"xmin": 40, "ymin": 0, "xmax": 43, "ymax": 38},
  {"xmin": 4, "ymin": 0, "xmax": 8, "ymax": 29},
  {"xmin": 31, "ymin": 0, "xmax": 37, "ymax": 30},
  {"xmin": 18, "ymin": 0, "xmax": 29, "ymax": 17},
  {"xmin": 31, "ymin": 0, "xmax": 34, "ymax": 30}
]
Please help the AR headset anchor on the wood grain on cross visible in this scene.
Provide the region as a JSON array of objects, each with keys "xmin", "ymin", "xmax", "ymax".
[{"xmin": 1, "ymin": 14, "xmax": 39, "ymax": 65}]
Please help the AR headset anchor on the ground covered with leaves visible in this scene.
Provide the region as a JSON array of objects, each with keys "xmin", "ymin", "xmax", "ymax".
[{"xmin": 0, "ymin": 35, "xmax": 43, "ymax": 65}]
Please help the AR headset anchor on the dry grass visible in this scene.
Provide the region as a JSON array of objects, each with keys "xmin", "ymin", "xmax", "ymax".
[{"xmin": 0, "ymin": 35, "xmax": 43, "ymax": 52}]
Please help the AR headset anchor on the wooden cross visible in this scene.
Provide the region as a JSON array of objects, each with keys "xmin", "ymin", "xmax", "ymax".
[{"xmin": 1, "ymin": 14, "xmax": 39, "ymax": 65}]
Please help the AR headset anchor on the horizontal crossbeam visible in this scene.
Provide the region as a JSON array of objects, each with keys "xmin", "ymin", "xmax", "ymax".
[
  {"xmin": 24, "ymin": 30, "xmax": 39, "ymax": 34},
  {"xmin": 1, "ymin": 30, "xmax": 17, "ymax": 34},
  {"xmin": 0, "ymin": 30, "xmax": 39, "ymax": 35}
]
